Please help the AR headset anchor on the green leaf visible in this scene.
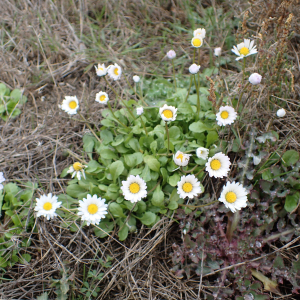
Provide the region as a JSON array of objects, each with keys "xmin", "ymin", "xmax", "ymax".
[
  {"xmin": 141, "ymin": 164, "xmax": 152, "ymax": 182},
  {"xmin": 177, "ymin": 103, "xmax": 193, "ymax": 115},
  {"xmin": 83, "ymin": 135, "xmax": 95, "ymax": 160},
  {"xmin": 111, "ymin": 135, "xmax": 124, "ymax": 146},
  {"xmin": 124, "ymin": 152, "xmax": 143, "ymax": 168},
  {"xmin": 160, "ymin": 168, "xmax": 168, "ymax": 185},
  {"xmin": 136, "ymin": 200, "xmax": 147, "ymax": 214},
  {"xmin": 109, "ymin": 161, "xmax": 124, "ymax": 183},
  {"xmin": 118, "ymin": 224, "xmax": 128, "ymax": 241},
  {"xmin": 140, "ymin": 211, "xmax": 156, "ymax": 226},
  {"xmin": 282, "ymin": 150, "xmax": 299, "ymax": 166},
  {"xmin": 21, "ymin": 253, "xmax": 31, "ymax": 263},
  {"xmin": 206, "ymin": 131, "xmax": 218, "ymax": 148},
  {"xmin": 66, "ymin": 184, "xmax": 88, "ymax": 199},
  {"xmin": 109, "ymin": 202, "xmax": 125, "ymax": 218},
  {"xmin": 284, "ymin": 192, "xmax": 300, "ymax": 212},
  {"xmin": 0, "ymin": 83, "xmax": 7, "ymax": 96},
  {"xmin": 86, "ymin": 160, "xmax": 102, "ymax": 173},
  {"xmin": 189, "ymin": 121, "xmax": 210, "ymax": 133},
  {"xmin": 127, "ymin": 138, "xmax": 140, "ymax": 152},
  {"xmin": 94, "ymin": 221, "xmax": 114, "ymax": 238},
  {"xmin": 60, "ymin": 167, "xmax": 70, "ymax": 178},
  {"xmin": 100, "ymin": 129, "xmax": 114, "ymax": 144},
  {"xmin": 144, "ymin": 155, "xmax": 160, "ymax": 172},
  {"xmin": 37, "ymin": 292, "xmax": 48, "ymax": 300},
  {"xmin": 10, "ymin": 89, "xmax": 22, "ymax": 101},
  {"xmin": 168, "ymin": 173, "xmax": 180, "ymax": 187},
  {"xmin": 100, "ymin": 148, "xmax": 118, "ymax": 160},
  {"xmin": 168, "ymin": 126, "xmax": 181, "ymax": 140},
  {"xmin": 151, "ymin": 186, "xmax": 164, "ymax": 207}
]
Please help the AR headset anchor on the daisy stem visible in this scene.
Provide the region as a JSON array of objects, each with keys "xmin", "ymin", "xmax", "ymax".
[
  {"xmin": 104, "ymin": 76, "xmax": 119, "ymax": 109},
  {"xmin": 185, "ymin": 76, "xmax": 193, "ymax": 102},
  {"xmin": 193, "ymin": 167, "xmax": 205, "ymax": 177},
  {"xmin": 193, "ymin": 48, "xmax": 196, "ymax": 64},
  {"xmin": 198, "ymin": 47, "xmax": 201, "ymax": 65},
  {"xmin": 139, "ymin": 115, "xmax": 148, "ymax": 136},
  {"xmin": 172, "ymin": 59, "xmax": 177, "ymax": 92},
  {"xmin": 226, "ymin": 211, "xmax": 240, "ymax": 243},
  {"xmin": 242, "ymin": 57, "xmax": 246, "ymax": 83},
  {"xmin": 118, "ymin": 202, "xmax": 137, "ymax": 234},
  {"xmin": 107, "ymin": 102, "xmax": 128, "ymax": 128},
  {"xmin": 165, "ymin": 122, "xmax": 170, "ymax": 154},
  {"xmin": 78, "ymin": 113, "xmax": 102, "ymax": 144},
  {"xmin": 139, "ymin": 84, "xmax": 148, "ymax": 106},
  {"xmin": 179, "ymin": 200, "xmax": 218, "ymax": 209},
  {"xmin": 236, "ymin": 82, "xmax": 250, "ymax": 112},
  {"xmin": 180, "ymin": 165, "xmax": 198, "ymax": 174},
  {"xmin": 194, "ymin": 74, "xmax": 200, "ymax": 116}
]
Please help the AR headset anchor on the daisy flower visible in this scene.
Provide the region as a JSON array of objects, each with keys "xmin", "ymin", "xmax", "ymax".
[
  {"xmin": 191, "ymin": 37, "xmax": 203, "ymax": 48},
  {"xmin": 196, "ymin": 147, "xmax": 209, "ymax": 160},
  {"xmin": 107, "ymin": 63, "xmax": 122, "ymax": 80},
  {"xmin": 78, "ymin": 194, "xmax": 108, "ymax": 226},
  {"xmin": 218, "ymin": 181, "xmax": 248, "ymax": 213},
  {"xmin": 216, "ymin": 106, "xmax": 237, "ymax": 126},
  {"xmin": 121, "ymin": 175, "xmax": 147, "ymax": 203},
  {"xmin": 231, "ymin": 39, "xmax": 258, "ymax": 61},
  {"xmin": 95, "ymin": 63, "xmax": 108, "ymax": 77},
  {"xmin": 0, "ymin": 172, "xmax": 5, "ymax": 190},
  {"xmin": 136, "ymin": 107, "xmax": 144, "ymax": 116},
  {"xmin": 159, "ymin": 104, "xmax": 177, "ymax": 122},
  {"xmin": 67, "ymin": 162, "xmax": 87, "ymax": 180},
  {"xmin": 177, "ymin": 174, "xmax": 203, "ymax": 199},
  {"xmin": 277, "ymin": 108, "xmax": 286, "ymax": 117},
  {"xmin": 34, "ymin": 193, "xmax": 62, "ymax": 220},
  {"xmin": 173, "ymin": 151, "xmax": 191, "ymax": 167},
  {"xmin": 60, "ymin": 96, "xmax": 79, "ymax": 115},
  {"xmin": 205, "ymin": 152, "xmax": 231, "ymax": 178},
  {"xmin": 193, "ymin": 28, "xmax": 206, "ymax": 39},
  {"xmin": 95, "ymin": 91, "xmax": 109, "ymax": 105}
]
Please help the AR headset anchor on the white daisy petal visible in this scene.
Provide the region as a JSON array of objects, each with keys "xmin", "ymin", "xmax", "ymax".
[
  {"xmin": 34, "ymin": 193, "xmax": 62, "ymax": 220},
  {"xmin": 159, "ymin": 104, "xmax": 177, "ymax": 122},
  {"xmin": 193, "ymin": 28, "xmax": 206, "ymax": 39},
  {"xmin": 173, "ymin": 151, "xmax": 191, "ymax": 167},
  {"xmin": 177, "ymin": 174, "xmax": 203, "ymax": 199},
  {"xmin": 107, "ymin": 63, "xmax": 122, "ymax": 80},
  {"xmin": 60, "ymin": 96, "xmax": 79, "ymax": 115},
  {"xmin": 218, "ymin": 181, "xmax": 248, "ymax": 213},
  {"xmin": 205, "ymin": 152, "xmax": 231, "ymax": 178},
  {"xmin": 216, "ymin": 106, "xmax": 237, "ymax": 126},
  {"xmin": 78, "ymin": 194, "xmax": 108, "ymax": 225},
  {"xmin": 121, "ymin": 175, "xmax": 147, "ymax": 203},
  {"xmin": 196, "ymin": 147, "xmax": 209, "ymax": 160},
  {"xmin": 95, "ymin": 91, "xmax": 109, "ymax": 105},
  {"xmin": 0, "ymin": 172, "xmax": 6, "ymax": 185}
]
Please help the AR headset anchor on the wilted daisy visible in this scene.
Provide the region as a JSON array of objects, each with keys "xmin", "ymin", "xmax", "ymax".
[
  {"xmin": 196, "ymin": 147, "xmax": 209, "ymax": 160},
  {"xmin": 173, "ymin": 151, "xmax": 191, "ymax": 167},
  {"xmin": 277, "ymin": 108, "xmax": 286, "ymax": 117},
  {"xmin": 95, "ymin": 91, "xmax": 109, "ymax": 105},
  {"xmin": 191, "ymin": 36, "xmax": 203, "ymax": 48},
  {"xmin": 136, "ymin": 107, "xmax": 144, "ymax": 116},
  {"xmin": 0, "ymin": 172, "xmax": 5, "ymax": 190},
  {"xmin": 95, "ymin": 63, "xmax": 108, "ymax": 77},
  {"xmin": 121, "ymin": 175, "xmax": 147, "ymax": 203},
  {"xmin": 67, "ymin": 162, "xmax": 87, "ymax": 180},
  {"xmin": 205, "ymin": 152, "xmax": 231, "ymax": 178},
  {"xmin": 216, "ymin": 106, "xmax": 237, "ymax": 126},
  {"xmin": 133, "ymin": 75, "xmax": 140, "ymax": 83},
  {"xmin": 78, "ymin": 194, "xmax": 108, "ymax": 226},
  {"xmin": 60, "ymin": 96, "xmax": 79, "ymax": 115},
  {"xmin": 159, "ymin": 104, "xmax": 177, "ymax": 122},
  {"xmin": 189, "ymin": 63, "xmax": 201, "ymax": 74},
  {"xmin": 34, "ymin": 193, "xmax": 62, "ymax": 220},
  {"xmin": 177, "ymin": 174, "xmax": 203, "ymax": 199},
  {"xmin": 231, "ymin": 39, "xmax": 258, "ymax": 61},
  {"xmin": 193, "ymin": 28, "xmax": 206, "ymax": 39},
  {"xmin": 218, "ymin": 181, "xmax": 248, "ymax": 213},
  {"xmin": 107, "ymin": 63, "xmax": 122, "ymax": 80}
]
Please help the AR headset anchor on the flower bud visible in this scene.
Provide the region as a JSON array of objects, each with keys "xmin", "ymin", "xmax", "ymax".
[
  {"xmin": 249, "ymin": 73, "xmax": 262, "ymax": 85},
  {"xmin": 133, "ymin": 75, "xmax": 140, "ymax": 83},
  {"xmin": 136, "ymin": 107, "xmax": 144, "ymax": 116},
  {"xmin": 214, "ymin": 47, "xmax": 222, "ymax": 57},
  {"xmin": 276, "ymin": 108, "xmax": 286, "ymax": 117},
  {"xmin": 189, "ymin": 63, "xmax": 200, "ymax": 74},
  {"xmin": 167, "ymin": 50, "xmax": 176, "ymax": 59}
]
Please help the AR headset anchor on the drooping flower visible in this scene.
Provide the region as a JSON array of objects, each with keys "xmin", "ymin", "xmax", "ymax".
[
  {"xmin": 67, "ymin": 162, "xmax": 87, "ymax": 180},
  {"xmin": 196, "ymin": 147, "xmax": 209, "ymax": 160},
  {"xmin": 60, "ymin": 96, "xmax": 79, "ymax": 115},
  {"xmin": 136, "ymin": 107, "xmax": 144, "ymax": 116},
  {"xmin": 173, "ymin": 151, "xmax": 191, "ymax": 167},
  {"xmin": 216, "ymin": 106, "xmax": 237, "ymax": 126},
  {"xmin": 189, "ymin": 64, "xmax": 201, "ymax": 74},
  {"xmin": 167, "ymin": 50, "xmax": 176, "ymax": 59},
  {"xmin": 231, "ymin": 39, "xmax": 258, "ymax": 61},
  {"xmin": 249, "ymin": 73, "xmax": 262, "ymax": 85},
  {"xmin": 95, "ymin": 63, "xmax": 108, "ymax": 77},
  {"xmin": 214, "ymin": 47, "xmax": 222, "ymax": 57},
  {"xmin": 121, "ymin": 175, "xmax": 147, "ymax": 203},
  {"xmin": 0, "ymin": 172, "xmax": 5, "ymax": 190},
  {"xmin": 95, "ymin": 91, "xmax": 109, "ymax": 105},
  {"xmin": 205, "ymin": 152, "xmax": 231, "ymax": 178},
  {"xmin": 191, "ymin": 37, "xmax": 203, "ymax": 48},
  {"xmin": 133, "ymin": 75, "xmax": 140, "ymax": 83},
  {"xmin": 277, "ymin": 108, "xmax": 286, "ymax": 117},
  {"xmin": 218, "ymin": 181, "xmax": 248, "ymax": 213},
  {"xmin": 34, "ymin": 193, "xmax": 62, "ymax": 220},
  {"xmin": 193, "ymin": 28, "xmax": 206, "ymax": 39},
  {"xmin": 177, "ymin": 174, "xmax": 203, "ymax": 199},
  {"xmin": 78, "ymin": 194, "xmax": 108, "ymax": 226},
  {"xmin": 107, "ymin": 63, "xmax": 122, "ymax": 80},
  {"xmin": 159, "ymin": 104, "xmax": 177, "ymax": 122}
]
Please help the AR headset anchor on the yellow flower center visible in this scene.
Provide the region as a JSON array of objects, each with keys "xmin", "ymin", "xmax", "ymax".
[
  {"xmin": 176, "ymin": 153, "xmax": 184, "ymax": 162},
  {"xmin": 225, "ymin": 191, "xmax": 237, "ymax": 203},
  {"xmin": 182, "ymin": 182, "xmax": 193, "ymax": 193},
  {"xmin": 210, "ymin": 159, "xmax": 221, "ymax": 170},
  {"xmin": 129, "ymin": 182, "xmax": 140, "ymax": 194},
  {"xmin": 87, "ymin": 204, "xmax": 98, "ymax": 215},
  {"xmin": 114, "ymin": 68, "xmax": 119, "ymax": 75},
  {"xmin": 192, "ymin": 38, "xmax": 202, "ymax": 47},
  {"xmin": 100, "ymin": 95, "xmax": 106, "ymax": 102},
  {"xmin": 162, "ymin": 109, "xmax": 173, "ymax": 119},
  {"xmin": 239, "ymin": 47, "xmax": 250, "ymax": 55},
  {"xmin": 43, "ymin": 202, "xmax": 52, "ymax": 211},
  {"xmin": 68, "ymin": 100, "xmax": 77, "ymax": 109},
  {"xmin": 98, "ymin": 67, "xmax": 104, "ymax": 71},
  {"xmin": 73, "ymin": 162, "xmax": 83, "ymax": 171},
  {"xmin": 220, "ymin": 111, "xmax": 229, "ymax": 119}
]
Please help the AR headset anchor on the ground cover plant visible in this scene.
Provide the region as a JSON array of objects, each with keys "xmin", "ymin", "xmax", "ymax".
[{"xmin": 0, "ymin": 0, "xmax": 300, "ymax": 299}]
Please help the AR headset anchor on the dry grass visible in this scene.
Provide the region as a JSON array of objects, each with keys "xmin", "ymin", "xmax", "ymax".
[{"xmin": 1, "ymin": 0, "xmax": 300, "ymax": 299}]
